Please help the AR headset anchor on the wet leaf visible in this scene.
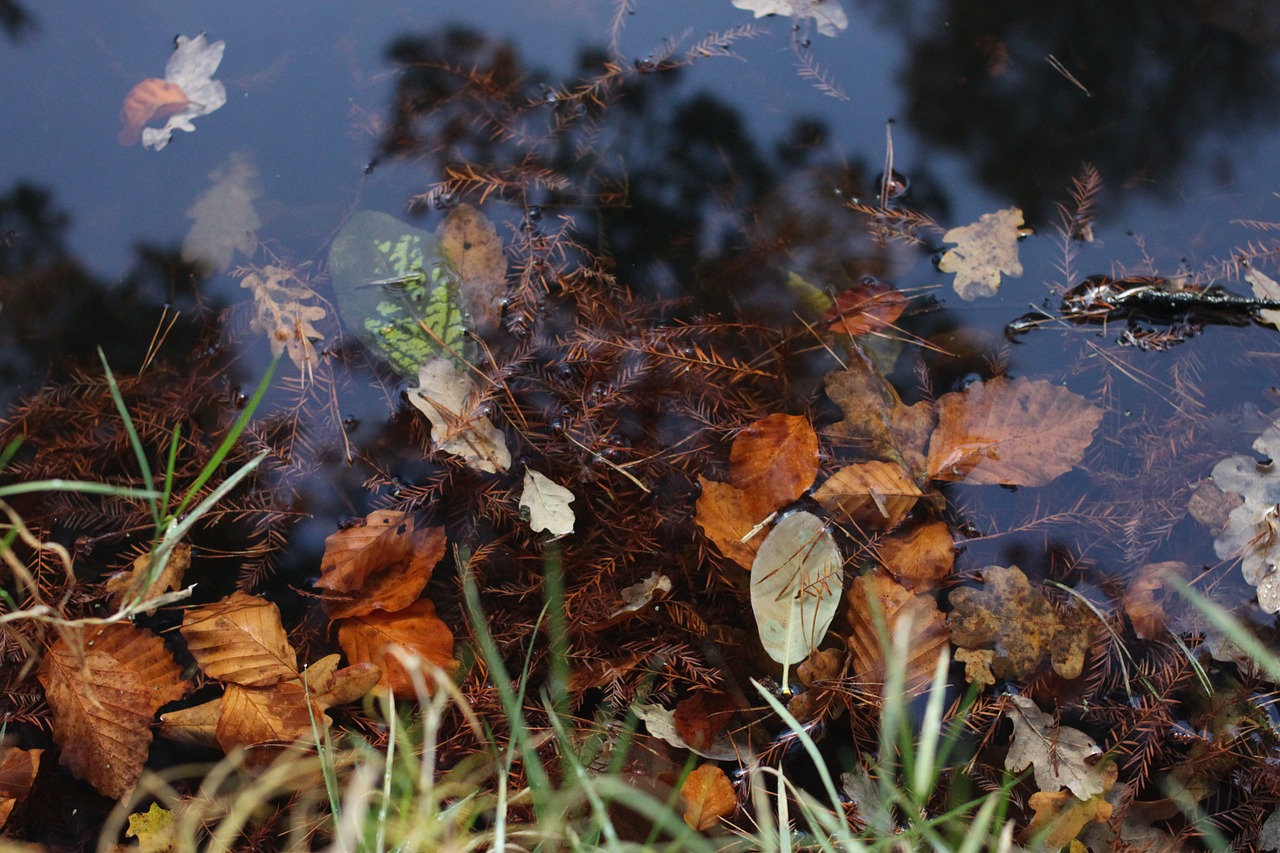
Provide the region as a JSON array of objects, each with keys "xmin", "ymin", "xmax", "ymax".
[
  {"xmin": 729, "ymin": 413, "xmax": 820, "ymax": 506},
  {"xmin": 317, "ymin": 510, "xmax": 446, "ymax": 619},
  {"xmin": 926, "ymin": 376, "xmax": 1102, "ymax": 486},
  {"xmin": 877, "ymin": 519, "xmax": 954, "ymax": 591},
  {"xmin": 1246, "ymin": 267, "xmax": 1280, "ymax": 329},
  {"xmin": 681, "ymin": 763, "xmax": 736, "ymax": 831},
  {"xmin": 788, "ymin": 647, "xmax": 848, "ymax": 721},
  {"xmin": 0, "ymin": 746, "xmax": 41, "ymax": 829},
  {"xmin": 938, "ymin": 206, "xmax": 1028, "ymax": 300},
  {"xmin": 845, "ymin": 570, "xmax": 949, "ymax": 695},
  {"xmin": 566, "ymin": 653, "xmax": 644, "ymax": 692},
  {"xmin": 1026, "ymin": 761, "xmax": 1117, "ymax": 849},
  {"xmin": 180, "ymin": 591, "xmax": 299, "ymax": 687},
  {"xmin": 104, "ymin": 542, "xmax": 191, "ymax": 614},
  {"xmin": 633, "ymin": 702, "xmax": 739, "ymax": 760},
  {"xmin": 824, "ymin": 279, "xmax": 908, "ymax": 337},
  {"xmin": 409, "ymin": 356, "xmax": 511, "ymax": 473},
  {"xmin": 157, "ymin": 696, "xmax": 222, "ymax": 749},
  {"xmin": 1210, "ymin": 420, "xmax": 1280, "ymax": 612},
  {"xmin": 237, "ymin": 263, "xmax": 327, "ymax": 380},
  {"xmin": 954, "ymin": 647, "xmax": 996, "ymax": 688},
  {"xmin": 947, "ymin": 565, "xmax": 1088, "ymax": 680},
  {"xmin": 586, "ymin": 571, "xmax": 673, "ymax": 630},
  {"xmin": 674, "ymin": 690, "xmax": 737, "ymax": 755},
  {"xmin": 181, "ymin": 151, "xmax": 261, "ymax": 272},
  {"xmin": 731, "ymin": 0, "xmax": 848, "ymax": 37},
  {"xmin": 822, "ymin": 346, "xmax": 936, "ymax": 475},
  {"xmin": 118, "ymin": 78, "xmax": 190, "ymax": 147},
  {"xmin": 437, "ymin": 203, "xmax": 508, "ymax": 338},
  {"xmin": 125, "ymin": 802, "xmax": 177, "ymax": 853},
  {"xmin": 750, "ymin": 511, "xmax": 843, "ymax": 665},
  {"xmin": 38, "ymin": 624, "xmax": 188, "ymax": 799},
  {"xmin": 123, "ymin": 34, "xmax": 226, "ymax": 150},
  {"xmin": 814, "ymin": 459, "xmax": 922, "ymax": 531},
  {"xmin": 1123, "ymin": 561, "xmax": 1190, "ymax": 640},
  {"xmin": 1005, "ymin": 695, "xmax": 1106, "ymax": 800},
  {"xmin": 216, "ymin": 681, "xmax": 323, "ymax": 755},
  {"xmin": 337, "ymin": 599, "xmax": 458, "ymax": 697},
  {"xmin": 696, "ymin": 476, "xmax": 768, "ymax": 569},
  {"xmin": 520, "ymin": 469, "xmax": 576, "ymax": 536}
]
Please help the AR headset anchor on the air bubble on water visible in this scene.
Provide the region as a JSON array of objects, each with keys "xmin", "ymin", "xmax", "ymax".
[
  {"xmin": 342, "ymin": 415, "xmax": 359, "ymax": 432},
  {"xmin": 526, "ymin": 205, "xmax": 543, "ymax": 222}
]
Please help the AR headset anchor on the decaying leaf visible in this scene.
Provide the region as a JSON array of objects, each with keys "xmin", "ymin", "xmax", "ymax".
[
  {"xmin": 926, "ymin": 376, "xmax": 1102, "ymax": 486},
  {"xmin": 938, "ymin": 206, "xmax": 1028, "ymax": 300},
  {"xmin": 409, "ymin": 356, "xmax": 511, "ymax": 474},
  {"xmin": 877, "ymin": 519, "xmax": 954, "ymax": 591},
  {"xmin": 633, "ymin": 702, "xmax": 739, "ymax": 760},
  {"xmin": 822, "ymin": 346, "xmax": 936, "ymax": 476},
  {"xmin": 681, "ymin": 763, "xmax": 737, "ymax": 831},
  {"xmin": 1246, "ymin": 267, "xmax": 1280, "ymax": 329},
  {"xmin": 729, "ymin": 413, "xmax": 819, "ymax": 506},
  {"xmin": 125, "ymin": 802, "xmax": 177, "ymax": 853},
  {"xmin": 123, "ymin": 33, "xmax": 226, "ymax": 150},
  {"xmin": 181, "ymin": 151, "xmax": 261, "ymax": 272},
  {"xmin": 437, "ymin": 203, "xmax": 508, "ymax": 338},
  {"xmin": 1026, "ymin": 761, "xmax": 1118, "ymax": 849},
  {"xmin": 824, "ymin": 278, "xmax": 908, "ymax": 337},
  {"xmin": 788, "ymin": 647, "xmax": 848, "ymax": 721},
  {"xmin": 731, "ymin": 0, "xmax": 848, "ymax": 37},
  {"xmin": 846, "ymin": 570, "xmax": 949, "ymax": 695},
  {"xmin": 566, "ymin": 653, "xmax": 644, "ymax": 692},
  {"xmin": 0, "ymin": 747, "xmax": 41, "ymax": 829},
  {"xmin": 674, "ymin": 690, "xmax": 737, "ymax": 755},
  {"xmin": 1210, "ymin": 419, "xmax": 1280, "ymax": 612},
  {"xmin": 696, "ymin": 477, "xmax": 768, "ymax": 569},
  {"xmin": 520, "ymin": 469, "xmax": 576, "ymax": 536},
  {"xmin": 947, "ymin": 565, "xmax": 1089, "ymax": 680},
  {"xmin": 104, "ymin": 542, "xmax": 191, "ymax": 614},
  {"xmin": 317, "ymin": 509, "xmax": 446, "ymax": 619},
  {"xmin": 954, "ymin": 647, "xmax": 996, "ymax": 688},
  {"xmin": 118, "ymin": 78, "xmax": 190, "ymax": 147},
  {"xmin": 180, "ymin": 591, "xmax": 298, "ymax": 687},
  {"xmin": 1005, "ymin": 695, "xmax": 1106, "ymax": 800},
  {"xmin": 38, "ymin": 624, "xmax": 189, "ymax": 799},
  {"xmin": 750, "ymin": 511, "xmax": 843, "ymax": 665},
  {"xmin": 814, "ymin": 459, "xmax": 922, "ymax": 531},
  {"xmin": 586, "ymin": 571, "xmax": 673, "ymax": 630},
  {"xmin": 237, "ymin": 263, "xmax": 327, "ymax": 381},
  {"xmin": 337, "ymin": 599, "xmax": 458, "ymax": 697},
  {"xmin": 1123, "ymin": 561, "xmax": 1190, "ymax": 640}
]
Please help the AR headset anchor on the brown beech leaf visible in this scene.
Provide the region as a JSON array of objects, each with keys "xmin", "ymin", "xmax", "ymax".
[
  {"xmin": 681, "ymin": 763, "xmax": 737, "ymax": 831},
  {"xmin": 823, "ymin": 345, "xmax": 936, "ymax": 476},
  {"xmin": 674, "ymin": 691, "xmax": 737, "ymax": 755},
  {"xmin": 0, "ymin": 746, "xmax": 41, "ymax": 829},
  {"xmin": 215, "ymin": 681, "xmax": 323, "ymax": 756},
  {"xmin": 301, "ymin": 654, "xmax": 382, "ymax": 707},
  {"xmin": 878, "ymin": 519, "xmax": 955, "ymax": 591},
  {"xmin": 38, "ymin": 624, "xmax": 188, "ymax": 799},
  {"xmin": 319, "ymin": 510, "xmax": 447, "ymax": 619},
  {"xmin": 118, "ymin": 78, "xmax": 191, "ymax": 146},
  {"xmin": 436, "ymin": 203, "xmax": 508, "ymax": 338},
  {"xmin": 845, "ymin": 571, "xmax": 949, "ymax": 695},
  {"xmin": 926, "ymin": 376, "xmax": 1102, "ymax": 486},
  {"xmin": 814, "ymin": 460, "xmax": 922, "ymax": 531},
  {"xmin": 158, "ymin": 696, "xmax": 222, "ymax": 749},
  {"xmin": 729, "ymin": 413, "xmax": 819, "ymax": 508},
  {"xmin": 181, "ymin": 591, "xmax": 298, "ymax": 687},
  {"xmin": 337, "ymin": 599, "xmax": 458, "ymax": 697},
  {"xmin": 824, "ymin": 279, "xmax": 908, "ymax": 336},
  {"xmin": 1123, "ymin": 561, "xmax": 1190, "ymax": 640},
  {"xmin": 695, "ymin": 476, "xmax": 768, "ymax": 569},
  {"xmin": 104, "ymin": 542, "xmax": 191, "ymax": 614}
]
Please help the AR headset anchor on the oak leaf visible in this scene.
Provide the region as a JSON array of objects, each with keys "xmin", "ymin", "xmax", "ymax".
[
  {"xmin": 125, "ymin": 802, "xmax": 177, "ymax": 853},
  {"xmin": 731, "ymin": 0, "xmax": 848, "ymax": 37},
  {"xmin": 814, "ymin": 459, "xmax": 921, "ymax": 531},
  {"xmin": 317, "ymin": 510, "xmax": 446, "ymax": 619},
  {"xmin": 337, "ymin": 599, "xmax": 458, "ymax": 697},
  {"xmin": 181, "ymin": 151, "xmax": 261, "ymax": 272},
  {"xmin": 409, "ymin": 356, "xmax": 511, "ymax": 473},
  {"xmin": 180, "ymin": 591, "xmax": 298, "ymax": 687},
  {"xmin": 954, "ymin": 647, "xmax": 996, "ymax": 688},
  {"xmin": 729, "ymin": 413, "xmax": 819, "ymax": 506},
  {"xmin": 437, "ymin": 203, "xmax": 508, "ymax": 338},
  {"xmin": 845, "ymin": 571, "xmax": 949, "ymax": 695},
  {"xmin": 1209, "ymin": 420, "xmax": 1280, "ymax": 612},
  {"xmin": 681, "ymin": 763, "xmax": 737, "ymax": 831},
  {"xmin": 926, "ymin": 376, "xmax": 1102, "ymax": 486},
  {"xmin": 822, "ymin": 346, "xmax": 936, "ymax": 475},
  {"xmin": 1246, "ymin": 267, "xmax": 1280, "ymax": 329},
  {"xmin": 824, "ymin": 279, "xmax": 907, "ymax": 337},
  {"xmin": 939, "ymin": 207, "xmax": 1028, "ymax": 300},
  {"xmin": 1026, "ymin": 761, "xmax": 1117, "ymax": 849},
  {"xmin": 877, "ymin": 519, "xmax": 954, "ymax": 591},
  {"xmin": 750, "ymin": 511, "xmax": 843, "ymax": 665},
  {"xmin": 38, "ymin": 624, "xmax": 188, "ymax": 799},
  {"xmin": 137, "ymin": 33, "xmax": 227, "ymax": 150},
  {"xmin": 520, "ymin": 469, "xmax": 576, "ymax": 537},
  {"xmin": 0, "ymin": 746, "xmax": 41, "ymax": 829},
  {"xmin": 788, "ymin": 647, "xmax": 848, "ymax": 722},
  {"xmin": 238, "ymin": 264, "xmax": 327, "ymax": 381},
  {"xmin": 104, "ymin": 542, "xmax": 191, "ymax": 614},
  {"xmin": 118, "ymin": 78, "xmax": 191, "ymax": 147},
  {"xmin": 1005, "ymin": 695, "xmax": 1106, "ymax": 800}
]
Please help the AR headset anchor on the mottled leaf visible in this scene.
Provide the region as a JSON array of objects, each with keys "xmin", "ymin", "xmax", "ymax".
[
  {"xmin": 681, "ymin": 763, "xmax": 737, "ymax": 830},
  {"xmin": 939, "ymin": 207, "xmax": 1028, "ymax": 300}
]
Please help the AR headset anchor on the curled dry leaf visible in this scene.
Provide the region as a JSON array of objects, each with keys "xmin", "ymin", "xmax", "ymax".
[
  {"xmin": 788, "ymin": 647, "xmax": 848, "ymax": 722},
  {"xmin": 104, "ymin": 541, "xmax": 191, "ymax": 614},
  {"xmin": 938, "ymin": 206, "xmax": 1028, "ymax": 300},
  {"xmin": 237, "ymin": 263, "xmax": 327, "ymax": 381},
  {"xmin": 926, "ymin": 376, "xmax": 1102, "ymax": 486},
  {"xmin": 0, "ymin": 747, "xmax": 41, "ymax": 829},
  {"xmin": 877, "ymin": 519, "xmax": 954, "ymax": 592},
  {"xmin": 38, "ymin": 624, "xmax": 189, "ymax": 799},
  {"xmin": 180, "ymin": 590, "xmax": 298, "ymax": 687},
  {"xmin": 681, "ymin": 763, "xmax": 737, "ymax": 831},
  {"xmin": 845, "ymin": 570, "xmax": 948, "ymax": 695},
  {"xmin": 824, "ymin": 279, "xmax": 908, "ymax": 337},
  {"xmin": 436, "ymin": 203, "xmax": 508, "ymax": 338},
  {"xmin": 1005, "ymin": 694, "xmax": 1106, "ymax": 800},
  {"xmin": 182, "ymin": 151, "xmax": 261, "ymax": 272},
  {"xmin": 409, "ymin": 356, "xmax": 511, "ymax": 474},
  {"xmin": 1123, "ymin": 561, "xmax": 1190, "ymax": 640},
  {"xmin": 674, "ymin": 690, "xmax": 737, "ymax": 755},
  {"xmin": 317, "ymin": 509, "xmax": 446, "ymax": 619},
  {"xmin": 750, "ymin": 511, "xmax": 843, "ymax": 665},
  {"xmin": 520, "ymin": 469, "xmax": 576, "ymax": 537},
  {"xmin": 814, "ymin": 459, "xmax": 922, "ymax": 531},
  {"xmin": 118, "ymin": 78, "xmax": 190, "ymax": 146},
  {"xmin": 586, "ymin": 571, "xmax": 673, "ymax": 631},
  {"xmin": 337, "ymin": 598, "xmax": 458, "ymax": 697}
]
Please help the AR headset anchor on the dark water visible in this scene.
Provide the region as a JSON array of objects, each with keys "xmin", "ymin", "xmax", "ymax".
[{"xmin": 5, "ymin": 0, "xmax": 1280, "ymax": 846}]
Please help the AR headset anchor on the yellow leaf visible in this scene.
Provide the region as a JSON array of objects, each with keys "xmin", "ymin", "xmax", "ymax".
[
  {"xmin": 939, "ymin": 207, "xmax": 1028, "ymax": 300},
  {"xmin": 126, "ymin": 802, "xmax": 177, "ymax": 853},
  {"xmin": 681, "ymin": 763, "xmax": 736, "ymax": 830}
]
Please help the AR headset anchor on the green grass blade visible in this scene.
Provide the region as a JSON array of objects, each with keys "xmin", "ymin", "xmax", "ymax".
[{"xmin": 98, "ymin": 348, "xmax": 160, "ymax": 528}]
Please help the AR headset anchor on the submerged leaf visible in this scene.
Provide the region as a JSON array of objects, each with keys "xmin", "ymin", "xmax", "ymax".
[
  {"xmin": 237, "ymin": 263, "xmax": 327, "ymax": 380},
  {"xmin": 695, "ymin": 476, "xmax": 768, "ymax": 569},
  {"xmin": 0, "ymin": 747, "xmax": 41, "ymax": 830},
  {"xmin": 181, "ymin": 151, "xmax": 261, "ymax": 272},
  {"xmin": 939, "ymin": 207, "xmax": 1028, "ymax": 300},
  {"xmin": 824, "ymin": 279, "xmax": 908, "ymax": 336},
  {"xmin": 814, "ymin": 459, "xmax": 922, "ymax": 531},
  {"xmin": 1005, "ymin": 695, "xmax": 1106, "ymax": 800},
  {"xmin": 409, "ymin": 356, "xmax": 511, "ymax": 473},
  {"xmin": 729, "ymin": 413, "xmax": 819, "ymax": 505},
  {"xmin": 520, "ymin": 469, "xmax": 576, "ymax": 536},
  {"xmin": 750, "ymin": 511, "xmax": 843, "ymax": 665}
]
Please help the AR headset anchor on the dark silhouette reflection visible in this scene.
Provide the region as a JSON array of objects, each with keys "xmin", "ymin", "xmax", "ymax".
[
  {"xmin": 0, "ymin": 0, "xmax": 32, "ymax": 40},
  {"xmin": 870, "ymin": 0, "xmax": 1280, "ymax": 220}
]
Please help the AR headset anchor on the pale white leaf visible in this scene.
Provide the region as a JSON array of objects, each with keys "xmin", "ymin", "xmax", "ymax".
[
  {"xmin": 408, "ymin": 357, "xmax": 510, "ymax": 474},
  {"xmin": 520, "ymin": 469, "xmax": 576, "ymax": 537},
  {"xmin": 731, "ymin": 0, "xmax": 848, "ymax": 37},
  {"xmin": 1246, "ymin": 267, "xmax": 1280, "ymax": 330},
  {"xmin": 142, "ymin": 33, "xmax": 227, "ymax": 151},
  {"xmin": 749, "ymin": 511, "xmax": 842, "ymax": 665},
  {"xmin": 1211, "ymin": 419, "xmax": 1280, "ymax": 613},
  {"xmin": 632, "ymin": 703, "xmax": 739, "ymax": 760},
  {"xmin": 181, "ymin": 152, "xmax": 261, "ymax": 272}
]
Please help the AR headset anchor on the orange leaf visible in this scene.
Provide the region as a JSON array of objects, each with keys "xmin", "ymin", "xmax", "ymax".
[
  {"xmin": 674, "ymin": 691, "xmax": 736, "ymax": 755},
  {"xmin": 1123, "ymin": 561, "xmax": 1190, "ymax": 640},
  {"xmin": 118, "ymin": 78, "xmax": 191, "ymax": 146},
  {"xmin": 337, "ymin": 599, "xmax": 458, "ymax": 697},
  {"xmin": 878, "ymin": 520, "xmax": 955, "ymax": 591},
  {"xmin": 104, "ymin": 542, "xmax": 191, "ymax": 614},
  {"xmin": 695, "ymin": 476, "xmax": 768, "ymax": 569},
  {"xmin": 824, "ymin": 279, "xmax": 907, "ymax": 336},
  {"xmin": 38, "ymin": 624, "xmax": 188, "ymax": 799},
  {"xmin": 925, "ymin": 376, "xmax": 1102, "ymax": 486},
  {"xmin": 846, "ymin": 571, "xmax": 949, "ymax": 695},
  {"xmin": 814, "ymin": 460, "xmax": 921, "ymax": 531},
  {"xmin": 158, "ymin": 697, "xmax": 222, "ymax": 749},
  {"xmin": 0, "ymin": 746, "xmax": 41, "ymax": 829},
  {"xmin": 822, "ymin": 345, "xmax": 935, "ymax": 475},
  {"xmin": 215, "ymin": 681, "xmax": 323, "ymax": 757},
  {"xmin": 681, "ymin": 763, "xmax": 736, "ymax": 831},
  {"xmin": 181, "ymin": 591, "xmax": 298, "ymax": 686},
  {"xmin": 728, "ymin": 413, "xmax": 819, "ymax": 509},
  {"xmin": 320, "ymin": 513, "xmax": 447, "ymax": 619}
]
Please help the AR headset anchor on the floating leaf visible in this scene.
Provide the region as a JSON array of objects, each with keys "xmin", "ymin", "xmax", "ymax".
[
  {"xmin": 814, "ymin": 459, "xmax": 922, "ymax": 531},
  {"xmin": 750, "ymin": 511, "xmax": 843, "ymax": 665},
  {"xmin": 38, "ymin": 624, "xmax": 188, "ymax": 799},
  {"xmin": 955, "ymin": 647, "xmax": 996, "ymax": 688},
  {"xmin": 180, "ymin": 591, "xmax": 298, "ymax": 687},
  {"xmin": 926, "ymin": 376, "xmax": 1102, "ymax": 486},
  {"xmin": 337, "ymin": 599, "xmax": 458, "ymax": 697},
  {"xmin": 409, "ymin": 356, "xmax": 511, "ymax": 473},
  {"xmin": 938, "ymin": 206, "xmax": 1028, "ymax": 300},
  {"xmin": 1026, "ymin": 761, "xmax": 1117, "ymax": 850},
  {"xmin": 181, "ymin": 151, "xmax": 261, "ymax": 272},
  {"xmin": 846, "ymin": 570, "xmax": 949, "ymax": 695},
  {"xmin": 729, "ymin": 413, "xmax": 819, "ymax": 506},
  {"xmin": 0, "ymin": 747, "xmax": 41, "ymax": 829},
  {"xmin": 1210, "ymin": 420, "xmax": 1280, "ymax": 612},
  {"xmin": 730, "ymin": 0, "xmax": 848, "ymax": 37},
  {"xmin": 437, "ymin": 203, "xmax": 508, "ymax": 338},
  {"xmin": 587, "ymin": 572, "xmax": 673, "ymax": 630},
  {"xmin": 237, "ymin": 263, "xmax": 327, "ymax": 380},
  {"xmin": 520, "ymin": 469, "xmax": 576, "ymax": 536},
  {"xmin": 1005, "ymin": 695, "xmax": 1106, "ymax": 800},
  {"xmin": 123, "ymin": 34, "xmax": 226, "ymax": 150},
  {"xmin": 877, "ymin": 519, "xmax": 954, "ymax": 592},
  {"xmin": 788, "ymin": 647, "xmax": 848, "ymax": 721},
  {"xmin": 317, "ymin": 510, "xmax": 446, "ymax": 619},
  {"xmin": 681, "ymin": 763, "xmax": 737, "ymax": 831},
  {"xmin": 118, "ymin": 78, "xmax": 191, "ymax": 147},
  {"xmin": 215, "ymin": 681, "xmax": 322, "ymax": 756},
  {"xmin": 157, "ymin": 696, "xmax": 221, "ymax": 749},
  {"xmin": 824, "ymin": 279, "xmax": 908, "ymax": 337},
  {"xmin": 696, "ymin": 476, "xmax": 768, "ymax": 569},
  {"xmin": 125, "ymin": 802, "xmax": 177, "ymax": 853},
  {"xmin": 1247, "ymin": 267, "xmax": 1280, "ymax": 329}
]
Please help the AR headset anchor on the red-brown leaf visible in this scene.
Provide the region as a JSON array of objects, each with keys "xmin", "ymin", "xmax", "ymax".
[{"xmin": 181, "ymin": 591, "xmax": 298, "ymax": 687}]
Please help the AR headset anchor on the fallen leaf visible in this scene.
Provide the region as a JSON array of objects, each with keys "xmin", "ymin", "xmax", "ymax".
[
  {"xmin": 118, "ymin": 78, "xmax": 190, "ymax": 147},
  {"xmin": 681, "ymin": 763, "xmax": 736, "ymax": 830},
  {"xmin": 696, "ymin": 477, "xmax": 768, "ymax": 569},
  {"xmin": 814, "ymin": 459, "xmax": 922, "ymax": 531},
  {"xmin": 237, "ymin": 263, "xmax": 327, "ymax": 381},
  {"xmin": 1210, "ymin": 420, "xmax": 1280, "ymax": 612},
  {"xmin": 954, "ymin": 647, "xmax": 996, "ymax": 688},
  {"xmin": 181, "ymin": 151, "xmax": 261, "ymax": 272},
  {"xmin": 730, "ymin": 0, "xmax": 848, "ymax": 37},
  {"xmin": 877, "ymin": 519, "xmax": 954, "ymax": 591},
  {"xmin": 845, "ymin": 570, "xmax": 949, "ymax": 695},
  {"xmin": 926, "ymin": 376, "xmax": 1102, "ymax": 486},
  {"xmin": 215, "ymin": 681, "xmax": 323, "ymax": 756},
  {"xmin": 0, "ymin": 747, "xmax": 41, "ymax": 830},
  {"xmin": 824, "ymin": 279, "xmax": 908, "ymax": 337},
  {"xmin": 938, "ymin": 206, "xmax": 1028, "ymax": 300},
  {"xmin": 125, "ymin": 802, "xmax": 177, "ymax": 853},
  {"xmin": 1247, "ymin": 267, "xmax": 1280, "ymax": 329},
  {"xmin": 674, "ymin": 691, "xmax": 737, "ymax": 755},
  {"xmin": 299, "ymin": 654, "xmax": 382, "ymax": 707},
  {"xmin": 337, "ymin": 599, "xmax": 458, "ymax": 697},
  {"xmin": 520, "ymin": 469, "xmax": 576, "ymax": 536},
  {"xmin": 1186, "ymin": 479, "xmax": 1241, "ymax": 532},
  {"xmin": 157, "ymin": 696, "xmax": 222, "ymax": 749},
  {"xmin": 788, "ymin": 647, "xmax": 848, "ymax": 721},
  {"xmin": 409, "ymin": 356, "xmax": 511, "ymax": 474},
  {"xmin": 436, "ymin": 203, "xmax": 508, "ymax": 338},
  {"xmin": 633, "ymin": 703, "xmax": 739, "ymax": 760},
  {"xmin": 566, "ymin": 653, "xmax": 644, "ymax": 692},
  {"xmin": 104, "ymin": 542, "xmax": 191, "ymax": 614},
  {"xmin": 137, "ymin": 33, "xmax": 227, "ymax": 150},
  {"xmin": 1123, "ymin": 561, "xmax": 1190, "ymax": 640},
  {"xmin": 1026, "ymin": 761, "xmax": 1118, "ymax": 849},
  {"xmin": 1005, "ymin": 695, "xmax": 1106, "ymax": 800},
  {"xmin": 180, "ymin": 591, "xmax": 299, "ymax": 687},
  {"xmin": 586, "ymin": 572, "xmax": 673, "ymax": 630},
  {"xmin": 750, "ymin": 511, "xmax": 843, "ymax": 665},
  {"xmin": 729, "ymin": 413, "xmax": 819, "ymax": 509},
  {"xmin": 38, "ymin": 624, "xmax": 189, "ymax": 799},
  {"xmin": 317, "ymin": 510, "xmax": 446, "ymax": 619},
  {"xmin": 822, "ymin": 345, "xmax": 936, "ymax": 475}
]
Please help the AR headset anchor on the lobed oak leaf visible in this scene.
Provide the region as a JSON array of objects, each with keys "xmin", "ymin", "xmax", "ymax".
[
  {"xmin": 118, "ymin": 78, "xmax": 191, "ymax": 147},
  {"xmin": 731, "ymin": 0, "xmax": 847, "ymax": 37},
  {"xmin": 38, "ymin": 624, "xmax": 188, "ymax": 799},
  {"xmin": 750, "ymin": 511, "xmax": 843, "ymax": 665},
  {"xmin": 1026, "ymin": 761, "xmax": 1118, "ymax": 849},
  {"xmin": 1247, "ymin": 267, "xmax": 1280, "ymax": 329},
  {"xmin": 181, "ymin": 591, "xmax": 298, "ymax": 687},
  {"xmin": 814, "ymin": 459, "xmax": 921, "ymax": 531},
  {"xmin": 728, "ymin": 413, "xmax": 819, "ymax": 508},
  {"xmin": 877, "ymin": 519, "xmax": 955, "ymax": 591},
  {"xmin": 520, "ymin": 469, "xmax": 576, "ymax": 537},
  {"xmin": 1005, "ymin": 695, "xmax": 1106, "ymax": 800},
  {"xmin": 337, "ymin": 599, "xmax": 458, "ymax": 697},
  {"xmin": 955, "ymin": 647, "xmax": 996, "ymax": 688},
  {"xmin": 938, "ymin": 207, "xmax": 1029, "ymax": 300},
  {"xmin": 237, "ymin": 263, "xmax": 327, "ymax": 381},
  {"xmin": 845, "ymin": 570, "xmax": 948, "ymax": 695},
  {"xmin": 318, "ymin": 510, "xmax": 446, "ymax": 619},
  {"xmin": 822, "ymin": 345, "xmax": 936, "ymax": 475},
  {"xmin": 409, "ymin": 356, "xmax": 511, "ymax": 473},
  {"xmin": 436, "ymin": 203, "xmax": 508, "ymax": 338},
  {"xmin": 104, "ymin": 541, "xmax": 191, "ymax": 614},
  {"xmin": 674, "ymin": 691, "xmax": 737, "ymax": 755},
  {"xmin": 788, "ymin": 647, "xmax": 848, "ymax": 722},
  {"xmin": 137, "ymin": 33, "xmax": 227, "ymax": 151},
  {"xmin": 680, "ymin": 763, "xmax": 737, "ymax": 831},
  {"xmin": 126, "ymin": 802, "xmax": 177, "ymax": 853},
  {"xmin": 1123, "ymin": 561, "xmax": 1190, "ymax": 640},
  {"xmin": 0, "ymin": 746, "xmax": 41, "ymax": 829},
  {"xmin": 695, "ymin": 476, "xmax": 769, "ymax": 569},
  {"xmin": 182, "ymin": 151, "xmax": 261, "ymax": 272},
  {"xmin": 926, "ymin": 376, "xmax": 1102, "ymax": 486},
  {"xmin": 1209, "ymin": 420, "xmax": 1280, "ymax": 612},
  {"xmin": 824, "ymin": 279, "xmax": 907, "ymax": 337}
]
